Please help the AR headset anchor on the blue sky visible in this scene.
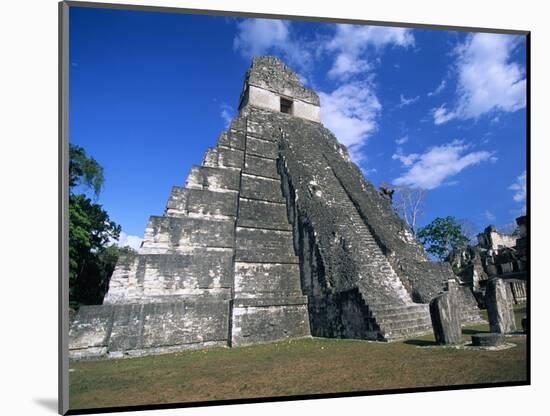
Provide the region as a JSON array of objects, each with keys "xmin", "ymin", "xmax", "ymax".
[{"xmin": 69, "ymin": 7, "xmax": 527, "ymax": 248}]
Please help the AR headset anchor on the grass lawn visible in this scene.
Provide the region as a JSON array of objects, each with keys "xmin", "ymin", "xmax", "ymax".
[{"xmin": 69, "ymin": 306, "xmax": 528, "ymax": 411}]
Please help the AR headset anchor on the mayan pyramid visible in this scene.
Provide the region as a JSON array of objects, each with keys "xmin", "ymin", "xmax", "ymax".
[{"xmin": 69, "ymin": 56, "xmax": 481, "ymax": 360}]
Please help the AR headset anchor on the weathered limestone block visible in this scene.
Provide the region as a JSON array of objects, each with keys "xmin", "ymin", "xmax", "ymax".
[
  {"xmin": 234, "ymin": 262, "xmax": 302, "ymax": 295},
  {"xmin": 185, "ymin": 165, "xmax": 240, "ymax": 192},
  {"xmin": 237, "ymin": 198, "xmax": 291, "ymax": 230},
  {"xmin": 235, "ymin": 227, "xmax": 298, "ymax": 263},
  {"xmin": 69, "ymin": 305, "xmax": 113, "ymax": 358},
  {"xmin": 429, "ymin": 291, "xmax": 462, "ymax": 345},
  {"xmin": 140, "ymin": 300, "xmax": 230, "ymax": 348},
  {"xmin": 240, "ymin": 174, "xmax": 286, "ymax": 203},
  {"xmin": 141, "ymin": 216, "xmax": 235, "ymax": 253},
  {"xmin": 244, "ymin": 153, "xmax": 279, "ymax": 179},
  {"xmin": 231, "ymin": 301, "xmax": 310, "ymax": 346},
  {"xmin": 202, "ymin": 147, "xmax": 218, "ymax": 167},
  {"xmin": 245, "ymin": 136, "xmax": 279, "ymax": 159},
  {"xmin": 485, "ymin": 278, "xmax": 517, "ymax": 334},
  {"xmin": 105, "ymin": 250, "xmax": 234, "ymax": 304},
  {"xmin": 217, "ymin": 146, "xmax": 244, "ymax": 169},
  {"xmin": 218, "ymin": 130, "xmax": 246, "ymax": 150},
  {"xmin": 246, "ymin": 119, "xmax": 281, "ymax": 140},
  {"xmin": 69, "ymin": 300, "xmax": 230, "ymax": 359},
  {"xmin": 165, "ymin": 187, "xmax": 238, "ymax": 219},
  {"xmin": 107, "ymin": 304, "xmax": 144, "ymax": 352}
]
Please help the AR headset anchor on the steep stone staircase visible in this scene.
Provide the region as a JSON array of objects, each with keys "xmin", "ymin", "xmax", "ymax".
[{"xmin": 320, "ymin": 164, "xmax": 433, "ymax": 341}]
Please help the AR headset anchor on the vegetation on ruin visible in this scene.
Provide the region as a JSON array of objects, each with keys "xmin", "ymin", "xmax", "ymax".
[
  {"xmin": 69, "ymin": 307, "xmax": 527, "ymax": 410},
  {"xmin": 417, "ymin": 216, "xmax": 470, "ymax": 260},
  {"xmin": 69, "ymin": 144, "xmax": 134, "ymax": 307}
]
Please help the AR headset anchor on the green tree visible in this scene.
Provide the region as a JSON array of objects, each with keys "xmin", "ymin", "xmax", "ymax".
[
  {"xmin": 69, "ymin": 144, "xmax": 105, "ymax": 197},
  {"xmin": 69, "ymin": 144, "xmax": 131, "ymax": 307},
  {"xmin": 69, "ymin": 194, "xmax": 121, "ymax": 291},
  {"xmin": 417, "ymin": 216, "xmax": 470, "ymax": 260}
]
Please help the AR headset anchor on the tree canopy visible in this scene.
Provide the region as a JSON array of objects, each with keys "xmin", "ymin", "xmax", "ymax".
[
  {"xmin": 69, "ymin": 143, "xmax": 133, "ymax": 307},
  {"xmin": 417, "ymin": 216, "xmax": 469, "ymax": 260},
  {"xmin": 69, "ymin": 144, "xmax": 105, "ymax": 197}
]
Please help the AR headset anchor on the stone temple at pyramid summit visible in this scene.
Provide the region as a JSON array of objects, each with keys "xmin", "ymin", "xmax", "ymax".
[{"xmin": 69, "ymin": 56, "xmax": 483, "ymax": 360}]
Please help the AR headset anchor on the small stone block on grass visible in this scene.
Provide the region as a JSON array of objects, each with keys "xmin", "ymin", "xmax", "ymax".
[
  {"xmin": 471, "ymin": 333, "xmax": 504, "ymax": 347},
  {"xmin": 429, "ymin": 291, "xmax": 462, "ymax": 345}
]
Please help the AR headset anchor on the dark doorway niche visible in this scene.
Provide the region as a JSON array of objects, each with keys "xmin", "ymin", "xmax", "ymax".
[{"xmin": 280, "ymin": 97, "xmax": 293, "ymax": 114}]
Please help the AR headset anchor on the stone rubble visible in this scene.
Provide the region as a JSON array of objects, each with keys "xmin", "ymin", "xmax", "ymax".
[{"xmin": 447, "ymin": 216, "xmax": 528, "ymax": 306}]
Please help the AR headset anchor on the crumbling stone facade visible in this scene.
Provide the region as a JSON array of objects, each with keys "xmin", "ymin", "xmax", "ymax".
[
  {"xmin": 69, "ymin": 56, "xmax": 480, "ymax": 360},
  {"xmin": 447, "ymin": 216, "xmax": 528, "ymax": 306}
]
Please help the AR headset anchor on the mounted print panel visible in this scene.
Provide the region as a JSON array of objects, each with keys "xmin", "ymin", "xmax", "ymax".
[{"xmin": 60, "ymin": 1, "xmax": 529, "ymax": 414}]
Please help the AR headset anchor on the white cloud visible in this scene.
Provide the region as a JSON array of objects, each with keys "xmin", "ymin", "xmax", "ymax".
[
  {"xmin": 220, "ymin": 103, "xmax": 233, "ymax": 128},
  {"xmin": 115, "ymin": 231, "xmax": 143, "ymax": 251},
  {"xmin": 427, "ymin": 79, "xmax": 446, "ymax": 97},
  {"xmin": 399, "ymin": 93, "xmax": 419, "ymax": 108},
  {"xmin": 233, "ymin": 19, "xmax": 290, "ymax": 58},
  {"xmin": 392, "ymin": 140, "xmax": 494, "ymax": 190},
  {"xmin": 328, "ymin": 53, "xmax": 370, "ymax": 79},
  {"xmin": 233, "ymin": 18, "xmax": 311, "ymax": 71},
  {"xmin": 432, "ymin": 33, "xmax": 526, "ymax": 124},
  {"xmin": 484, "ymin": 210, "xmax": 496, "ymax": 222},
  {"xmin": 325, "ymin": 25, "xmax": 414, "ymax": 79},
  {"xmin": 319, "ymin": 81, "xmax": 381, "ymax": 163},
  {"xmin": 432, "ymin": 105, "xmax": 457, "ymax": 125},
  {"xmin": 392, "ymin": 152, "xmax": 420, "ymax": 167},
  {"xmin": 395, "ymin": 135, "xmax": 409, "ymax": 145},
  {"xmin": 509, "ymin": 170, "xmax": 526, "ymax": 202}
]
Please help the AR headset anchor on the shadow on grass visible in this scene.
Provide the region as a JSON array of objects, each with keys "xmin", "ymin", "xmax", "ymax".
[{"xmin": 403, "ymin": 339, "xmax": 439, "ymax": 347}]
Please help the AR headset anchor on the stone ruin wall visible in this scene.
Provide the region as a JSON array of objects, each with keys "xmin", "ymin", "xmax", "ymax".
[{"xmin": 448, "ymin": 217, "xmax": 528, "ymax": 307}]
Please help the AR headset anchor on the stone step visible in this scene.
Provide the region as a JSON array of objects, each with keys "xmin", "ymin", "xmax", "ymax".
[
  {"xmin": 164, "ymin": 187, "xmax": 238, "ymax": 219},
  {"xmin": 381, "ymin": 324, "xmax": 433, "ymax": 341},
  {"xmin": 243, "ymin": 153, "xmax": 279, "ymax": 179},
  {"xmin": 218, "ymin": 129, "xmax": 245, "ymax": 151},
  {"xmin": 240, "ymin": 173, "xmax": 286, "ymax": 203},
  {"xmin": 105, "ymin": 250, "xmax": 235, "ymax": 304},
  {"xmin": 186, "ymin": 165, "xmax": 241, "ymax": 193},
  {"xmin": 375, "ymin": 310, "xmax": 431, "ymax": 324},
  {"xmin": 246, "ymin": 135, "xmax": 279, "ymax": 159},
  {"xmin": 234, "ymin": 262, "xmax": 302, "ymax": 294},
  {"xmin": 202, "ymin": 147, "xmax": 219, "ymax": 167},
  {"xmin": 233, "ymin": 295, "xmax": 308, "ymax": 308},
  {"xmin": 235, "ymin": 227, "xmax": 298, "ymax": 264},
  {"xmin": 237, "ymin": 197, "xmax": 292, "ymax": 231},
  {"xmin": 216, "ymin": 146, "xmax": 245, "ymax": 169},
  {"xmin": 370, "ymin": 303, "xmax": 429, "ymax": 316},
  {"xmin": 141, "ymin": 216, "xmax": 236, "ymax": 253},
  {"xmin": 377, "ymin": 317, "xmax": 432, "ymax": 332}
]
